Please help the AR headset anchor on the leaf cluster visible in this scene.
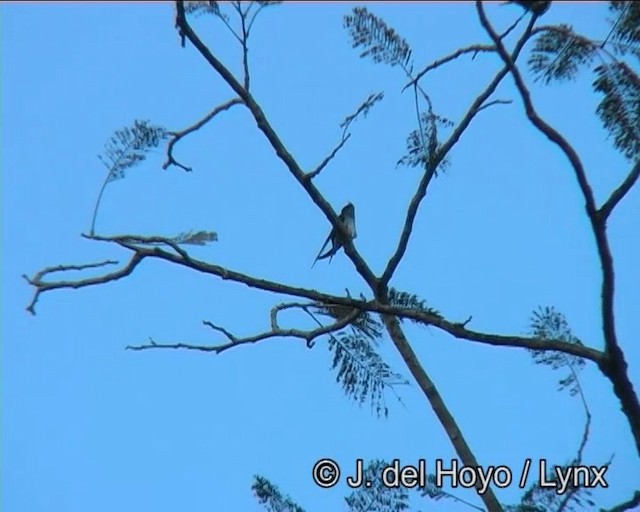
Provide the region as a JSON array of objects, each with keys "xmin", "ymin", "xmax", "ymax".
[{"xmin": 98, "ymin": 120, "xmax": 167, "ymax": 183}]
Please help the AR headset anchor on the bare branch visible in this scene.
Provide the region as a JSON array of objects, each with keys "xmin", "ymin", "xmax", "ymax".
[
  {"xmin": 476, "ymin": 98, "xmax": 513, "ymax": 113},
  {"xmin": 127, "ymin": 301, "xmax": 361, "ymax": 353},
  {"xmin": 24, "ymin": 254, "xmax": 145, "ymax": 315},
  {"xmin": 476, "ymin": 0, "xmax": 640, "ymax": 456},
  {"xmin": 307, "ymin": 133, "xmax": 351, "ymax": 180},
  {"xmin": 599, "ymin": 159, "xmax": 640, "ymax": 220},
  {"xmin": 404, "ymin": 44, "xmax": 496, "ymax": 91},
  {"xmin": 174, "ymin": 1, "xmax": 378, "ymax": 289},
  {"xmin": 381, "ymin": 15, "xmax": 538, "ymax": 290},
  {"xmin": 162, "ymin": 98, "xmax": 243, "ymax": 172},
  {"xmin": 26, "ymin": 233, "xmax": 605, "ymax": 364}
]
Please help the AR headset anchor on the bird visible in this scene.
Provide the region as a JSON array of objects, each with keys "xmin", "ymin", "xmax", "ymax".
[
  {"xmin": 504, "ymin": 0, "xmax": 551, "ymax": 16},
  {"xmin": 312, "ymin": 202, "xmax": 357, "ymax": 267}
]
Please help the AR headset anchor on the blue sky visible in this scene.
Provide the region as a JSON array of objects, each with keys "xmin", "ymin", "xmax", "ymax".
[{"xmin": 3, "ymin": 2, "xmax": 639, "ymax": 511}]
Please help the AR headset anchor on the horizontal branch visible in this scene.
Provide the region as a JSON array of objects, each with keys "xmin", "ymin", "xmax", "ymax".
[
  {"xmin": 127, "ymin": 301, "xmax": 361, "ymax": 353},
  {"xmin": 23, "ymin": 255, "xmax": 144, "ymax": 315},
  {"xmin": 25, "ymin": 234, "xmax": 604, "ymax": 365}
]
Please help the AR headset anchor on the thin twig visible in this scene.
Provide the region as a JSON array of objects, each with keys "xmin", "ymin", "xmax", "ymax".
[
  {"xmin": 162, "ymin": 98, "xmax": 243, "ymax": 172},
  {"xmin": 307, "ymin": 133, "xmax": 351, "ymax": 180}
]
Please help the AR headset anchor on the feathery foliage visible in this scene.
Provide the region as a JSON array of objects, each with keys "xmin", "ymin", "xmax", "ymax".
[
  {"xmin": 517, "ymin": 461, "xmax": 597, "ymax": 512},
  {"xmin": 528, "ymin": 25, "xmax": 598, "ymax": 84},
  {"xmin": 343, "ymin": 7, "xmax": 413, "ymax": 69},
  {"xmin": 98, "ymin": 120, "xmax": 167, "ymax": 183},
  {"xmin": 183, "ymin": 0, "xmax": 222, "ymax": 17},
  {"xmin": 91, "ymin": 120, "xmax": 168, "ymax": 234},
  {"xmin": 528, "ymin": 306, "xmax": 586, "ymax": 396},
  {"xmin": 328, "ymin": 332, "xmax": 408, "ymax": 418},
  {"xmin": 345, "ymin": 459, "xmax": 410, "ymax": 512},
  {"xmin": 593, "ymin": 61, "xmax": 640, "ymax": 160},
  {"xmin": 252, "ymin": 476, "xmax": 305, "ymax": 512},
  {"xmin": 340, "ymin": 92, "xmax": 385, "ymax": 133},
  {"xmin": 388, "ymin": 288, "xmax": 441, "ymax": 325},
  {"xmin": 171, "ymin": 230, "xmax": 218, "ymax": 245},
  {"xmin": 396, "ymin": 112, "xmax": 453, "ymax": 173},
  {"xmin": 606, "ymin": 1, "xmax": 640, "ymax": 55}
]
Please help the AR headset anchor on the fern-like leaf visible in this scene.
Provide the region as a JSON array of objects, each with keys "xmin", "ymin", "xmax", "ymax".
[
  {"xmin": 345, "ymin": 459, "xmax": 410, "ymax": 512},
  {"xmin": 397, "ymin": 112, "xmax": 453, "ymax": 173},
  {"xmin": 607, "ymin": 2, "xmax": 640, "ymax": 48},
  {"xmin": 252, "ymin": 475, "xmax": 305, "ymax": 512},
  {"xmin": 98, "ymin": 120, "xmax": 167, "ymax": 183},
  {"xmin": 171, "ymin": 230, "xmax": 218, "ymax": 246},
  {"xmin": 528, "ymin": 25, "xmax": 598, "ymax": 84},
  {"xmin": 388, "ymin": 288, "xmax": 441, "ymax": 326},
  {"xmin": 328, "ymin": 332, "xmax": 408, "ymax": 418},
  {"xmin": 343, "ymin": 7, "xmax": 412, "ymax": 69},
  {"xmin": 528, "ymin": 306, "xmax": 586, "ymax": 396},
  {"xmin": 593, "ymin": 61, "xmax": 640, "ymax": 160}
]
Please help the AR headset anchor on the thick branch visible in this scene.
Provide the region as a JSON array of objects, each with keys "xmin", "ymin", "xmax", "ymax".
[
  {"xmin": 380, "ymin": 16, "xmax": 537, "ymax": 290},
  {"xmin": 25, "ymin": 235, "xmax": 604, "ymax": 365},
  {"xmin": 381, "ymin": 314, "xmax": 503, "ymax": 512},
  {"xmin": 476, "ymin": 0, "xmax": 640, "ymax": 456},
  {"xmin": 175, "ymin": 1, "xmax": 378, "ymax": 289},
  {"xmin": 162, "ymin": 98, "xmax": 243, "ymax": 172}
]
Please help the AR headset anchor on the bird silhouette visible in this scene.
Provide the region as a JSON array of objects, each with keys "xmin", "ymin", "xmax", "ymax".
[{"xmin": 312, "ymin": 203, "xmax": 357, "ymax": 267}]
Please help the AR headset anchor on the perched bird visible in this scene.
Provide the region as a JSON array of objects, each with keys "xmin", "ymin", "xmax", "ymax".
[
  {"xmin": 505, "ymin": 0, "xmax": 551, "ymax": 16},
  {"xmin": 312, "ymin": 203, "xmax": 357, "ymax": 267}
]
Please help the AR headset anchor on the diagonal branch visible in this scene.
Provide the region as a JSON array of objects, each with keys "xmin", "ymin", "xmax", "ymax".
[
  {"xmin": 476, "ymin": 0, "xmax": 640, "ymax": 456},
  {"xmin": 380, "ymin": 15, "xmax": 538, "ymax": 291},
  {"xmin": 307, "ymin": 133, "xmax": 352, "ymax": 180},
  {"xmin": 404, "ymin": 43, "xmax": 496, "ymax": 91},
  {"xmin": 599, "ymin": 159, "xmax": 640, "ymax": 220},
  {"xmin": 381, "ymin": 314, "xmax": 503, "ymax": 512},
  {"xmin": 174, "ymin": 1, "xmax": 378, "ymax": 289},
  {"xmin": 162, "ymin": 97, "xmax": 243, "ymax": 172}
]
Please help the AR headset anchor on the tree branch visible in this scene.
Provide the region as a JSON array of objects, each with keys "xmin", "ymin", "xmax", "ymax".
[
  {"xmin": 381, "ymin": 314, "xmax": 503, "ymax": 512},
  {"xmin": 476, "ymin": 0, "xmax": 640, "ymax": 456},
  {"xmin": 380, "ymin": 15, "xmax": 538, "ymax": 290},
  {"xmin": 174, "ymin": 0, "xmax": 378, "ymax": 289},
  {"xmin": 162, "ymin": 97, "xmax": 243, "ymax": 172},
  {"xmin": 307, "ymin": 133, "xmax": 351, "ymax": 180},
  {"xmin": 23, "ymin": 255, "xmax": 144, "ymax": 315},
  {"xmin": 126, "ymin": 301, "xmax": 361, "ymax": 353},
  {"xmin": 599, "ymin": 159, "xmax": 640, "ymax": 220},
  {"xmin": 404, "ymin": 44, "xmax": 496, "ymax": 91},
  {"xmin": 25, "ymin": 234, "xmax": 605, "ymax": 364}
]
